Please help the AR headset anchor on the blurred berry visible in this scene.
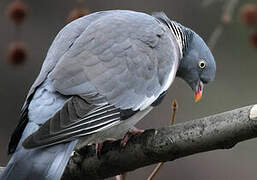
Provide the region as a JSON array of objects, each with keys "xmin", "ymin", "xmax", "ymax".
[
  {"xmin": 250, "ymin": 31, "xmax": 257, "ymax": 49},
  {"xmin": 221, "ymin": 13, "xmax": 231, "ymax": 24},
  {"xmin": 240, "ymin": 4, "xmax": 257, "ymax": 26},
  {"xmin": 7, "ymin": 0, "xmax": 28, "ymax": 25},
  {"xmin": 67, "ymin": 8, "xmax": 89, "ymax": 23},
  {"xmin": 7, "ymin": 42, "xmax": 28, "ymax": 65}
]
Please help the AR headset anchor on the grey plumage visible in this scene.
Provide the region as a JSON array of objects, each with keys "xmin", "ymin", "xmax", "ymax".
[
  {"xmin": 48, "ymin": 11, "xmax": 179, "ymax": 111},
  {"xmin": 1, "ymin": 10, "xmax": 216, "ymax": 180}
]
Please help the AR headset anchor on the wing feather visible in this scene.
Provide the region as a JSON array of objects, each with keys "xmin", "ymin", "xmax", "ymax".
[{"xmin": 23, "ymin": 96, "xmax": 122, "ymax": 149}]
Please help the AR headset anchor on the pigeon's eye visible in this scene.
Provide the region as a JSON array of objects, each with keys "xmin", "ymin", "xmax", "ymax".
[{"xmin": 198, "ymin": 60, "xmax": 206, "ymax": 69}]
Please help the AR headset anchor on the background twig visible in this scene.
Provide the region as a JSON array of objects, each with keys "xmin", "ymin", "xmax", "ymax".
[{"xmin": 147, "ymin": 100, "xmax": 178, "ymax": 180}]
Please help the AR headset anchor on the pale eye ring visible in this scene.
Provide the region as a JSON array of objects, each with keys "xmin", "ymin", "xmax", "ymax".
[{"xmin": 198, "ymin": 60, "xmax": 206, "ymax": 69}]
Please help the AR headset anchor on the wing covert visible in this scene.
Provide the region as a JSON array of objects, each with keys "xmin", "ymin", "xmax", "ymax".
[{"xmin": 49, "ymin": 11, "xmax": 181, "ymax": 111}]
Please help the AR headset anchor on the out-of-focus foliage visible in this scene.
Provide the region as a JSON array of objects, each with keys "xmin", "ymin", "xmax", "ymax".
[
  {"xmin": 7, "ymin": 42, "xmax": 27, "ymax": 65},
  {"xmin": 240, "ymin": 3, "xmax": 257, "ymax": 49},
  {"xmin": 7, "ymin": 0, "xmax": 28, "ymax": 25}
]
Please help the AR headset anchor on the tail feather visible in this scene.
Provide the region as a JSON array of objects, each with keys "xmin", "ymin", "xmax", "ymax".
[
  {"xmin": 47, "ymin": 140, "xmax": 77, "ymax": 180},
  {"xmin": 0, "ymin": 123, "xmax": 78, "ymax": 180}
]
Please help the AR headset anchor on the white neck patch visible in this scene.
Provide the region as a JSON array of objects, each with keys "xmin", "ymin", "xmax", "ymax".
[{"xmin": 167, "ymin": 21, "xmax": 186, "ymax": 58}]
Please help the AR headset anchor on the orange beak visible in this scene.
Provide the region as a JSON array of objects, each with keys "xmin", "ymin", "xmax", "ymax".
[
  {"xmin": 194, "ymin": 81, "xmax": 203, "ymax": 102},
  {"xmin": 194, "ymin": 91, "xmax": 202, "ymax": 102}
]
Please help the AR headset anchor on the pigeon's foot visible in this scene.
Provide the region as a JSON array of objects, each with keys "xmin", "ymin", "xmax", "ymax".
[
  {"xmin": 95, "ymin": 138, "xmax": 116, "ymax": 159},
  {"xmin": 95, "ymin": 143, "xmax": 103, "ymax": 159},
  {"xmin": 116, "ymin": 173, "xmax": 127, "ymax": 180},
  {"xmin": 120, "ymin": 128, "xmax": 144, "ymax": 148}
]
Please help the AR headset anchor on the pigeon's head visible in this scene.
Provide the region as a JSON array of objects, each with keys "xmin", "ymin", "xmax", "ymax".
[{"xmin": 177, "ymin": 30, "xmax": 216, "ymax": 102}]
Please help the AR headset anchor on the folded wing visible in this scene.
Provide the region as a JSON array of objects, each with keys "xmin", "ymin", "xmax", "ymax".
[{"xmin": 23, "ymin": 96, "xmax": 124, "ymax": 149}]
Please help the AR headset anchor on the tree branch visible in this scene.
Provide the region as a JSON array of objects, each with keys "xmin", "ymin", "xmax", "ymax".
[{"xmin": 61, "ymin": 104, "xmax": 257, "ymax": 180}]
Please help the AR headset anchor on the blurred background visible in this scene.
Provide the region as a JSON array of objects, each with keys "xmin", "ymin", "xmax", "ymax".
[{"xmin": 0, "ymin": 0, "xmax": 257, "ymax": 179}]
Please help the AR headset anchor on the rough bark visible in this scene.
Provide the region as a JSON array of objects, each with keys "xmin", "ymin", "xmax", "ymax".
[{"xmin": 61, "ymin": 104, "xmax": 257, "ymax": 179}]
